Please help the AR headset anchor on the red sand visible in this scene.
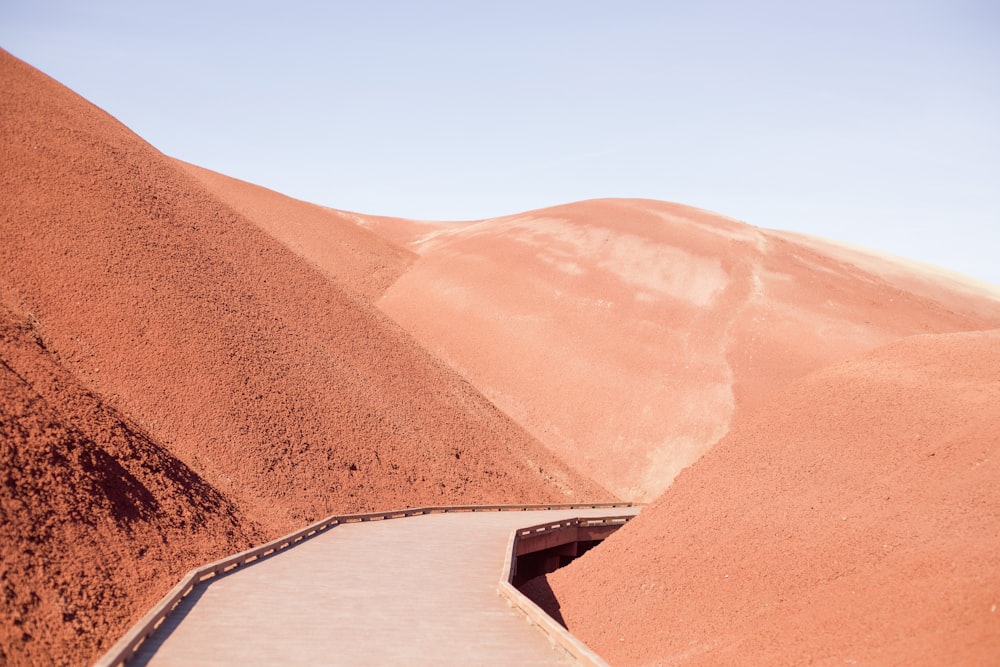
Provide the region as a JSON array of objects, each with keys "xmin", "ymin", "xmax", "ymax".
[
  {"xmin": 174, "ymin": 160, "xmax": 416, "ymax": 301},
  {"xmin": 358, "ymin": 201, "xmax": 1000, "ymax": 501},
  {"xmin": 540, "ymin": 329, "xmax": 1000, "ymax": 665},
  {"xmin": 5, "ymin": 45, "xmax": 1000, "ymax": 666},
  {"xmin": 0, "ymin": 304, "xmax": 259, "ymax": 666},
  {"xmin": 0, "ymin": 50, "xmax": 608, "ymax": 665}
]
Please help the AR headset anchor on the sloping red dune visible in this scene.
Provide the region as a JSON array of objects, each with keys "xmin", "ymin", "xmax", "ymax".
[
  {"xmin": 5, "ymin": 44, "xmax": 1000, "ymax": 667},
  {"xmin": 0, "ymin": 50, "xmax": 609, "ymax": 665},
  {"xmin": 771, "ymin": 229, "xmax": 1000, "ymax": 324},
  {"xmin": 0, "ymin": 304, "xmax": 259, "ymax": 666},
  {"xmin": 357, "ymin": 202, "xmax": 1000, "ymax": 501},
  {"xmin": 540, "ymin": 329, "xmax": 1000, "ymax": 665},
  {"xmin": 174, "ymin": 160, "xmax": 416, "ymax": 301},
  {"xmin": 0, "ymin": 48, "xmax": 606, "ymax": 521}
]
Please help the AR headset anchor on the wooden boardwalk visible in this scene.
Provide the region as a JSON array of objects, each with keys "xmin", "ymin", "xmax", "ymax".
[{"xmin": 130, "ymin": 507, "xmax": 637, "ymax": 666}]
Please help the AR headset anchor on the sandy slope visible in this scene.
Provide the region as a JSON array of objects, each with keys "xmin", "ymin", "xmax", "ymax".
[
  {"xmin": 0, "ymin": 48, "xmax": 606, "ymax": 522},
  {"xmin": 359, "ymin": 201, "xmax": 1000, "ymax": 501},
  {"xmin": 539, "ymin": 329, "xmax": 1000, "ymax": 665},
  {"xmin": 0, "ymin": 49, "xmax": 609, "ymax": 665},
  {"xmin": 175, "ymin": 160, "xmax": 415, "ymax": 301},
  {"xmin": 0, "ymin": 305, "xmax": 259, "ymax": 666},
  {"xmin": 770, "ymin": 229, "xmax": 1000, "ymax": 322},
  {"xmin": 5, "ymin": 44, "xmax": 1000, "ymax": 667}
]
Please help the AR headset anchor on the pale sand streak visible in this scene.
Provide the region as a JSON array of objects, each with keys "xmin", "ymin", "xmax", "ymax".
[{"xmin": 134, "ymin": 507, "xmax": 639, "ymax": 666}]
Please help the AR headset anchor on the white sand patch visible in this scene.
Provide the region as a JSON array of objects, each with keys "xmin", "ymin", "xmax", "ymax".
[
  {"xmin": 335, "ymin": 211, "xmax": 370, "ymax": 228},
  {"xmin": 508, "ymin": 217, "xmax": 728, "ymax": 307},
  {"xmin": 619, "ymin": 379, "xmax": 735, "ymax": 501},
  {"xmin": 751, "ymin": 271, "xmax": 766, "ymax": 297},
  {"xmin": 601, "ymin": 233, "xmax": 728, "ymax": 306},
  {"xmin": 537, "ymin": 252, "xmax": 586, "ymax": 275},
  {"xmin": 626, "ymin": 436, "xmax": 705, "ymax": 502},
  {"xmin": 409, "ymin": 228, "xmax": 457, "ymax": 251},
  {"xmin": 786, "ymin": 251, "xmax": 855, "ymax": 280},
  {"xmin": 631, "ymin": 201, "xmax": 763, "ymax": 245}
]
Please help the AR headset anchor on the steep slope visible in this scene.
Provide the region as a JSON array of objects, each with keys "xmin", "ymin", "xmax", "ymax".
[
  {"xmin": 771, "ymin": 229, "xmax": 1000, "ymax": 323},
  {"xmin": 175, "ymin": 160, "xmax": 415, "ymax": 301},
  {"xmin": 0, "ymin": 48, "xmax": 607, "ymax": 528},
  {"xmin": 0, "ymin": 305, "xmax": 258, "ymax": 666},
  {"xmin": 356, "ymin": 201, "xmax": 1000, "ymax": 500},
  {"xmin": 0, "ymin": 48, "xmax": 612, "ymax": 664},
  {"xmin": 539, "ymin": 329, "xmax": 1000, "ymax": 665}
]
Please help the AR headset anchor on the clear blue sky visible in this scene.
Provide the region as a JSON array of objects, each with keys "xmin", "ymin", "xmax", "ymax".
[{"xmin": 2, "ymin": 1, "xmax": 998, "ymax": 284}]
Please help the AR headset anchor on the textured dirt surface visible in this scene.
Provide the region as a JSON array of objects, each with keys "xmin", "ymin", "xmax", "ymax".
[
  {"xmin": 0, "ymin": 50, "xmax": 609, "ymax": 665},
  {"xmin": 771, "ymin": 229, "xmax": 1000, "ymax": 324},
  {"xmin": 360, "ymin": 202, "xmax": 1000, "ymax": 501},
  {"xmin": 540, "ymin": 329, "xmax": 1000, "ymax": 666},
  {"xmin": 6, "ymin": 45, "xmax": 1000, "ymax": 667},
  {"xmin": 0, "ymin": 305, "xmax": 259, "ymax": 667},
  {"xmin": 175, "ymin": 160, "xmax": 416, "ymax": 301}
]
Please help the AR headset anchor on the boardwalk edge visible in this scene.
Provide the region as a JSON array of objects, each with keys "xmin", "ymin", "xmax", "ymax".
[
  {"xmin": 93, "ymin": 502, "xmax": 635, "ymax": 667},
  {"xmin": 497, "ymin": 514, "xmax": 640, "ymax": 667}
]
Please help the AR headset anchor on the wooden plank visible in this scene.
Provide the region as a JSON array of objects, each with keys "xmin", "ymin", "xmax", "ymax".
[{"xmin": 109, "ymin": 506, "xmax": 638, "ymax": 667}]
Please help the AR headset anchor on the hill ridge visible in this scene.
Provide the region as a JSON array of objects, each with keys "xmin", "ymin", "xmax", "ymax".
[{"xmin": 0, "ymin": 48, "xmax": 607, "ymax": 666}]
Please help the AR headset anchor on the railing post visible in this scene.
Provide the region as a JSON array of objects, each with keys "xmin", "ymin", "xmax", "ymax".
[{"xmin": 95, "ymin": 501, "xmax": 639, "ymax": 666}]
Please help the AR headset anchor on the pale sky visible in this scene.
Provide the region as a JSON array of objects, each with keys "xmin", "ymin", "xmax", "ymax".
[{"xmin": 2, "ymin": 1, "xmax": 998, "ymax": 284}]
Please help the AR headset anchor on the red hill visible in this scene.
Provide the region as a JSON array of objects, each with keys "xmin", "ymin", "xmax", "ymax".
[
  {"xmin": 540, "ymin": 329, "xmax": 1000, "ymax": 665},
  {"xmin": 5, "ymin": 44, "xmax": 1000, "ymax": 666},
  {"xmin": 0, "ymin": 49, "xmax": 607, "ymax": 665},
  {"xmin": 0, "ymin": 304, "xmax": 259, "ymax": 666},
  {"xmin": 174, "ymin": 160, "xmax": 416, "ymax": 301},
  {"xmin": 355, "ymin": 201, "xmax": 1000, "ymax": 500}
]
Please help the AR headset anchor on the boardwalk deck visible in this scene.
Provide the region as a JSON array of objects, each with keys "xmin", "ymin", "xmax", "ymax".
[{"xmin": 130, "ymin": 507, "xmax": 638, "ymax": 666}]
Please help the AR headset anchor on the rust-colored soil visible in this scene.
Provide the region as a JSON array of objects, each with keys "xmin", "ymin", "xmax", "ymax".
[
  {"xmin": 5, "ymin": 45, "xmax": 1000, "ymax": 667},
  {"xmin": 0, "ymin": 304, "xmax": 259, "ymax": 666},
  {"xmin": 359, "ymin": 202, "xmax": 1000, "ymax": 501},
  {"xmin": 0, "ymin": 50, "xmax": 608, "ymax": 666},
  {"xmin": 174, "ymin": 160, "xmax": 416, "ymax": 301},
  {"xmin": 541, "ymin": 329, "xmax": 1000, "ymax": 665}
]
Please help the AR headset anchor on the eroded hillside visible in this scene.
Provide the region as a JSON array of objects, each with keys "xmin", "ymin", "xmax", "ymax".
[
  {"xmin": 0, "ymin": 49, "xmax": 609, "ymax": 666},
  {"xmin": 538, "ymin": 329, "xmax": 1000, "ymax": 665},
  {"xmin": 0, "ymin": 304, "xmax": 259, "ymax": 666},
  {"xmin": 355, "ymin": 200, "xmax": 1000, "ymax": 500}
]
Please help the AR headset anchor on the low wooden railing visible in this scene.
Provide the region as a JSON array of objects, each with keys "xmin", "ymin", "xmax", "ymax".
[
  {"xmin": 94, "ymin": 502, "xmax": 634, "ymax": 667},
  {"xmin": 497, "ymin": 514, "xmax": 639, "ymax": 667}
]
